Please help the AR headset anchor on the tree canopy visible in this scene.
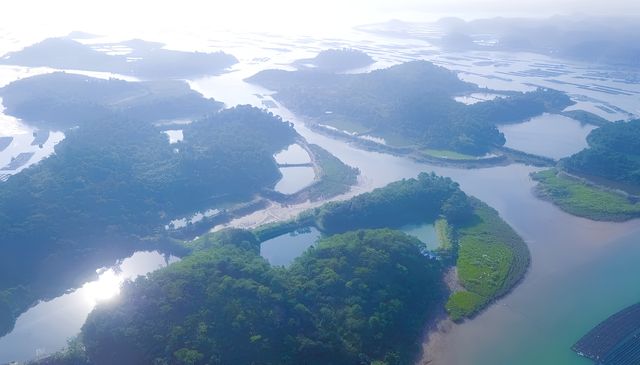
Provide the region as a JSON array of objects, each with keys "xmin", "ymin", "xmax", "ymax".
[
  {"xmin": 80, "ymin": 228, "xmax": 443, "ymax": 365},
  {"xmin": 312, "ymin": 172, "xmax": 472, "ymax": 233},
  {"xmin": 562, "ymin": 119, "xmax": 640, "ymax": 191},
  {"xmin": 0, "ymin": 100, "xmax": 296, "ymax": 336},
  {"xmin": 0, "ymin": 37, "xmax": 238, "ymax": 79},
  {"xmin": 0, "ymin": 72, "xmax": 222, "ymax": 130},
  {"xmin": 248, "ymin": 61, "xmax": 573, "ymax": 154}
]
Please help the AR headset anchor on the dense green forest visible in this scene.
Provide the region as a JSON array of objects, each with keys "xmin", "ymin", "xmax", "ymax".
[
  {"xmin": 306, "ymin": 174, "xmax": 527, "ymax": 320},
  {"xmin": 0, "ymin": 72, "xmax": 222, "ymax": 130},
  {"xmin": 562, "ymin": 119, "xmax": 640, "ymax": 193},
  {"xmin": 0, "ymin": 37, "xmax": 238, "ymax": 79},
  {"xmin": 531, "ymin": 120, "xmax": 640, "ymax": 221},
  {"xmin": 60, "ymin": 229, "xmax": 443, "ymax": 365},
  {"xmin": 247, "ymin": 61, "xmax": 573, "ymax": 154},
  {"xmin": 293, "ymin": 48, "xmax": 375, "ymax": 72},
  {"xmin": 0, "ymin": 103, "xmax": 297, "ymax": 336},
  {"xmin": 251, "ymin": 172, "xmax": 470, "ymax": 243},
  {"xmin": 312, "ymin": 172, "xmax": 473, "ymax": 233},
  {"xmin": 34, "ymin": 173, "xmax": 529, "ymax": 365},
  {"xmin": 253, "ymin": 172, "xmax": 528, "ymax": 321}
]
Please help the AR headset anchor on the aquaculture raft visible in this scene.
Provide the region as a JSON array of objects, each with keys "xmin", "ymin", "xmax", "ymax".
[{"xmin": 572, "ymin": 303, "xmax": 640, "ymax": 364}]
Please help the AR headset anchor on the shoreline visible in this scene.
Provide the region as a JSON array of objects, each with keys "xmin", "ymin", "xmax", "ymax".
[
  {"xmin": 304, "ymin": 117, "xmax": 556, "ymax": 169},
  {"xmin": 418, "ymin": 314, "xmax": 456, "ymax": 365},
  {"xmin": 531, "ymin": 169, "xmax": 640, "ymax": 222},
  {"xmin": 416, "ymin": 266, "xmax": 460, "ymax": 365}
]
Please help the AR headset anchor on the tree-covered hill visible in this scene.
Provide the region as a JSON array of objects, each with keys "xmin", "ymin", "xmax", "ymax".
[
  {"xmin": 292, "ymin": 48, "xmax": 375, "ymax": 72},
  {"xmin": 255, "ymin": 172, "xmax": 529, "ymax": 321},
  {"xmin": 312, "ymin": 172, "xmax": 472, "ymax": 233},
  {"xmin": 247, "ymin": 61, "xmax": 573, "ymax": 155},
  {"xmin": 77, "ymin": 229, "xmax": 443, "ymax": 365},
  {"xmin": 562, "ymin": 119, "xmax": 640, "ymax": 191},
  {"xmin": 0, "ymin": 72, "xmax": 222, "ymax": 130},
  {"xmin": 34, "ymin": 173, "xmax": 529, "ymax": 365},
  {"xmin": 0, "ymin": 37, "xmax": 238, "ymax": 79},
  {"xmin": 531, "ymin": 120, "xmax": 640, "ymax": 221},
  {"xmin": 0, "ymin": 104, "xmax": 297, "ymax": 337}
]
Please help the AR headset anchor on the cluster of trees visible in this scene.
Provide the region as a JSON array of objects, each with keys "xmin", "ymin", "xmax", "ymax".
[
  {"xmin": 312, "ymin": 172, "xmax": 473, "ymax": 234},
  {"xmin": 0, "ymin": 37, "xmax": 238, "ymax": 79},
  {"xmin": 562, "ymin": 119, "xmax": 640, "ymax": 191},
  {"xmin": 248, "ymin": 61, "xmax": 573, "ymax": 154},
  {"xmin": 74, "ymin": 228, "xmax": 443, "ymax": 365},
  {"xmin": 0, "ymin": 101, "xmax": 296, "ymax": 335},
  {"xmin": 34, "ymin": 170, "xmax": 529, "ymax": 364},
  {"xmin": 0, "ymin": 72, "xmax": 222, "ymax": 130},
  {"xmin": 293, "ymin": 48, "xmax": 375, "ymax": 72}
]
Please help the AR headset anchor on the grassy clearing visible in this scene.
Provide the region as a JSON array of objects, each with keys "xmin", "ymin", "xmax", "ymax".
[
  {"xmin": 445, "ymin": 291, "xmax": 485, "ymax": 321},
  {"xmin": 531, "ymin": 169, "xmax": 640, "ymax": 221},
  {"xmin": 421, "ymin": 148, "xmax": 478, "ymax": 160},
  {"xmin": 446, "ymin": 199, "xmax": 530, "ymax": 320},
  {"xmin": 435, "ymin": 218, "xmax": 454, "ymax": 252}
]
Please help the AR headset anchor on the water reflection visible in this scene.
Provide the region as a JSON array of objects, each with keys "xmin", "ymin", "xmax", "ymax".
[
  {"xmin": 274, "ymin": 166, "xmax": 315, "ymax": 194},
  {"xmin": 163, "ymin": 129, "xmax": 183, "ymax": 144},
  {"xmin": 0, "ymin": 251, "xmax": 179, "ymax": 363},
  {"xmin": 400, "ymin": 222, "xmax": 438, "ymax": 250},
  {"xmin": 499, "ymin": 113, "xmax": 596, "ymax": 160},
  {"xmin": 260, "ymin": 228, "xmax": 321, "ymax": 266},
  {"xmin": 274, "ymin": 143, "xmax": 311, "ymax": 164},
  {"xmin": 454, "ymin": 92, "xmax": 505, "ymax": 105}
]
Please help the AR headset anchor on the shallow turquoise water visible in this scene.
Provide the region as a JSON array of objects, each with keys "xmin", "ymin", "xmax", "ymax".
[{"xmin": 400, "ymin": 222, "xmax": 438, "ymax": 250}]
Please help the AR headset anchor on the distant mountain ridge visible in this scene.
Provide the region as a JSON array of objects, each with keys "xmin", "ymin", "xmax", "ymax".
[
  {"xmin": 0, "ymin": 36, "xmax": 238, "ymax": 79},
  {"xmin": 359, "ymin": 16, "xmax": 640, "ymax": 68}
]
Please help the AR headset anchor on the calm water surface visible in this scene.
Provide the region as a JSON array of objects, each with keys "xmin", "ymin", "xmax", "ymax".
[
  {"xmin": 499, "ymin": 113, "xmax": 597, "ymax": 160},
  {"xmin": 274, "ymin": 166, "xmax": 315, "ymax": 194},
  {"xmin": 0, "ymin": 251, "xmax": 179, "ymax": 363},
  {"xmin": 401, "ymin": 223, "xmax": 438, "ymax": 250},
  {"xmin": 260, "ymin": 228, "xmax": 321, "ymax": 266},
  {"xmin": 274, "ymin": 143, "xmax": 311, "ymax": 164}
]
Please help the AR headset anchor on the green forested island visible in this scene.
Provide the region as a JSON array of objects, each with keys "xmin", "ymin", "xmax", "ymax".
[
  {"xmin": 0, "ymin": 72, "xmax": 222, "ymax": 130},
  {"xmin": 247, "ymin": 61, "xmax": 573, "ymax": 155},
  {"xmin": 563, "ymin": 120, "xmax": 640, "ymax": 191},
  {"xmin": 303, "ymin": 173, "xmax": 529, "ymax": 320},
  {"xmin": 0, "ymin": 37, "xmax": 238, "ymax": 79},
  {"xmin": 217, "ymin": 172, "xmax": 528, "ymax": 321},
  {"xmin": 36, "ymin": 172, "xmax": 528, "ymax": 365},
  {"xmin": 0, "ymin": 104, "xmax": 299, "ymax": 336},
  {"xmin": 73, "ymin": 229, "xmax": 442, "ymax": 365},
  {"xmin": 292, "ymin": 48, "xmax": 375, "ymax": 72},
  {"xmin": 0, "ymin": 70, "xmax": 364, "ymax": 340},
  {"xmin": 532, "ymin": 120, "xmax": 640, "ymax": 221}
]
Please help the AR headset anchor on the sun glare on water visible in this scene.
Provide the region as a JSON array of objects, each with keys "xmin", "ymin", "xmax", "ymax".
[{"xmin": 81, "ymin": 269, "xmax": 124, "ymax": 305}]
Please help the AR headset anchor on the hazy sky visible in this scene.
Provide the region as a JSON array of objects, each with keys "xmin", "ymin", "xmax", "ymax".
[{"xmin": 1, "ymin": 0, "xmax": 638, "ymax": 36}]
